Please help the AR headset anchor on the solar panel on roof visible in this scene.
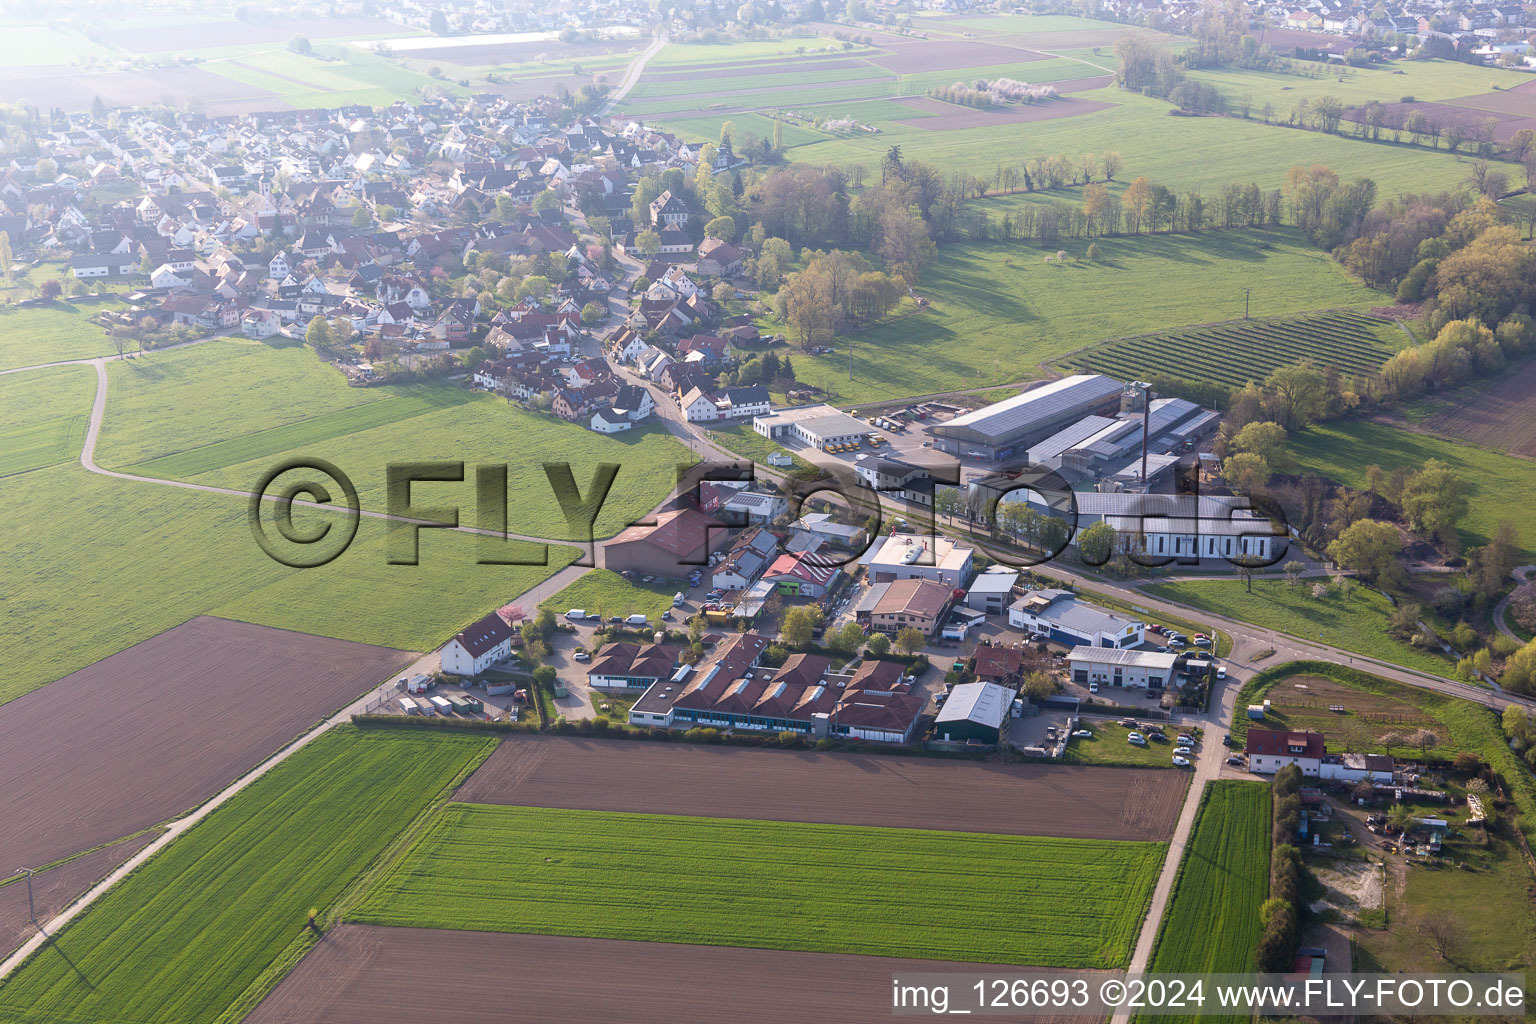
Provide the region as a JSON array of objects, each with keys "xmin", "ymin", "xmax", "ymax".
[{"xmin": 934, "ymin": 375, "xmax": 1123, "ymax": 444}]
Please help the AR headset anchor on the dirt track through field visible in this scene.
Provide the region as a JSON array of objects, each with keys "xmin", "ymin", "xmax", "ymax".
[
  {"xmin": 244, "ymin": 925, "xmax": 1107, "ymax": 1024},
  {"xmin": 0, "ymin": 833, "xmax": 156, "ymax": 957},
  {"xmin": 0, "ymin": 616, "xmax": 411, "ymax": 871},
  {"xmin": 455, "ymin": 735, "xmax": 1185, "ymax": 840}
]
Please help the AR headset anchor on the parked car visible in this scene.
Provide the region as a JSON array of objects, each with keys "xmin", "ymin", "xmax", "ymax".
[
  {"xmin": 565, "ymin": 609, "xmax": 586, "ymax": 621},
  {"xmin": 1174, "ymin": 745, "xmax": 1193, "ymax": 755},
  {"xmin": 1148, "ymin": 730, "xmax": 1169, "ymax": 741},
  {"xmin": 1172, "ymin": 755, "xmax": 1191, "ymax": 767},
  {"xmin": 1194, "ymin": 637, "xmax": 1212, "ymax": 648},
  {"xmin": 1072, "ymin": 729, "xmax": 1092, "ymax": 738},
  {"xmin": 609, "ymin": 615, "xmax": 624, "ymax": 623},
  {"xmin": 1177, "ymin": 733, "xmax": 1194, "ymax": 745},
  {"xmin": 1226, "ymin": 756, "xmax": 1245, "ymax": 766},
  {"xmin": 1216, "ymin": 665, "xmax": 1227, "ymax": 680},
  {"xmin": 1088, "ymin": 682, "xmax": 1099, "ymax": 694},
  {"xmin": 573, "ymin": 651, "xmax": 590, "ymax": 662},
  {"xmin": 1222, "ymin": 733, "xmax": 1233, "ymax": 747},
  {"xmin": 1127, "ymin": 732, "xmax": 1147, "ymax": 746}
]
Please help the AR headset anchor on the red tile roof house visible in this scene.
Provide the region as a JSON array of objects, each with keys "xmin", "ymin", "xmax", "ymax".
[
  {"xmin": 440, "ymin": 610, "xmax": 517, "ymax": 677},
  {"xmin": 599, "ymin": 508, "xmax": 731, "ymax": 578},
  {"xmin": 1245, "ymin": 729, "xmax": 1326, "ymax": 776}
]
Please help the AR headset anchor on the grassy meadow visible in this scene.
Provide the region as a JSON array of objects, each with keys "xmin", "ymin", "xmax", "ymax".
[
  {"xmin": 540, "ymin": 568, "xmax": 679, "ymax": 621},
  {"xmin": 354, "ymin": 803, "xmax": 1165, "ymax": 968},
  {"xmin": 95, "ymin": 340, "xmax": 695, "ymax": 541},
  {"xmin": 1062, "ymin": 721, "xmax": 1186, "ymax": 767},
  {"xmin": 0, "ymin": 302, "xmax": 124, "ymax": 370},
  {"xmin": 1287, "ymin": 419, "xmax": 1536, "ymax": 558},
  {"xmin": 1141, "ymin": 781, "xmax": 1270, "ymax": 1024},
  {"xmin": 0, "ymin": 728, "xmax": 494, "ymax": 1024},
  {"xmin": 1142, "ymin": 578, "xmax": 1456, "ymax": 677},
  {"xmin": 0, "ymin": 364, "xmax": 95, "ymax": 478},
  {"xmin": 792, "ymin": 228, "xmax": 1378, "ymax": 404}
]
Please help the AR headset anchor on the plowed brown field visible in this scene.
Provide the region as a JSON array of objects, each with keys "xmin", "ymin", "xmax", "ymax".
[
  {"xmin": 244, "ymin": 925, "xmax": 1107, "ymax": 1024},
  {"xmin": 454, "ymin": 735, "xmax": 1184, "ymax": 840},
  {"xmin": 0, "ymin": 617, "xmax": 411, "ymax": 873}
]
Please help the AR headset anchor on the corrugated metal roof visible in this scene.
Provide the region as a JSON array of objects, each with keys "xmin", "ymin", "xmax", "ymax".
[
  {"xmin": 934, "ymin": 681, "xmax": 1011, "ymax": 729},
  {"xmin": 933, "ymin": 375, "xmax": 1123, "ymax": 444}
]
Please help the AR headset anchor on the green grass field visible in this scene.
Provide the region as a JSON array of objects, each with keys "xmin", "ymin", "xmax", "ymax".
[
  {"xmin": 95, "ymin": 341, "xmax": 694, "ymax": 541},
  {"xmin": 0, "ymin": 727, "xmax": 494, "ymax": 1024},
  {"xmin": 354, "ymin": 803, "xmax": 1165, "ymax": 968},
  {"xmin": 787, "ymin": 229, "xmax": 1379, "ymax": 404},
  {"xmin": 203, "ymin": 44, "xmax": 454, "ymax": 107},
  {"xmin": 1184, "ymin": 59, "xmax": 1532, "ymax": 114},
  {"xmin": 1073, "ymin": 309, "xmax": 1403, "ymax": 389},
  {"xmin": 1142, "ymin": 578, "xmax": 1455, "ymax": 677},
  {"xmin": 540, "ymin": 568, "xmax": 678, "ymax": 621},
  {"xmin": 1143, "ymin": 781, "xmax": 1270, "ymax": 1023},
  {"xmin": 0, "ymin": 302, "xmax": 124, "ymax": 370},
  {"xmin": 0, "ymin": 365, "xmax": 94, "ymax": 478},
  {"xmin": 785, "ymin": 86, "xmax": 1487, "ymax": 199},
  {"xmin": 1288, "ymin": 419, "xmax": 1536, "ymax": 559}
]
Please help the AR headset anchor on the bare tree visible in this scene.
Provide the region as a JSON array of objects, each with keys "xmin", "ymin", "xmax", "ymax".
[{"xmin": 1417, "ymin": 912, "xmax": 1465, "ymax": 965}]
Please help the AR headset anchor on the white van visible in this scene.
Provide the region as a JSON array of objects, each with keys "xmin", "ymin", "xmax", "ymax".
[
  {"xmin": 566, "ymin": 609, "xmax": 586, "ymax": 621},
  {"xmin": 625, "ymin": 613, "xmax": 649, "ymax": 626},
  {"xmin": 672, "ymin": 592, "xmax": 685, "ymax": 607}
]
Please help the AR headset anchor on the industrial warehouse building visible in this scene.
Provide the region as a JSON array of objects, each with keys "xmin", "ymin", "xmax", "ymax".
[
  {"xmin": 862, "ymin": 533, "xmax": 975, "ymax": 588},
  {"xmin": 598, "ymin": 507, "xmax": 731, "ymax": 577},
  {"xmin": 975, "ymin": 490, "xmax": 1286, "ymax": 566},
  {"xmin": 933, "ymin": 681, "xmax": 1012, "ymax": 745},
  {"xmin": 753, "ymin": 404, "xmax": 870, "ymax": 450},
  {"xmin": 1065, "ymin": 647, "xmax": 1178, "ymax": 690},
  {"xmin": 928, "ymin": 374, "xmax": 1124, "ymax": 460},
  {"xmin": 1008, "ymin": 589, "xmax": 1145, "ymax": 648},
  {"xmin": 627, "ymin": 634, "xmax": 925, "ymax": 740}
]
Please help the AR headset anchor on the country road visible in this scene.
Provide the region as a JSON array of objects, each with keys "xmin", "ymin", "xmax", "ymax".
[{"xmin": 599, "ymin": 32, "xmax": 666, "ymax": 116}]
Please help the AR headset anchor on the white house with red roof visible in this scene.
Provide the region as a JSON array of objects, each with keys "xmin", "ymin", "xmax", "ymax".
[
  {"xmin": 1245, "ymin": 728, "xmax": 1326, "ymax": 776},
  {"xmin": 440, "ymin": 611, "xmax": 517, "ymax": 676}
]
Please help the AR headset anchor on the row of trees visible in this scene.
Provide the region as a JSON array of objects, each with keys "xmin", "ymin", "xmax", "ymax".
[
  {"xmin": 1257, "ymin": 765, "xmax": 1305, "ymax": 972},
  {"xmin": 1377, "ymin": 313, "xmax": 1535, "ymax": 403}
]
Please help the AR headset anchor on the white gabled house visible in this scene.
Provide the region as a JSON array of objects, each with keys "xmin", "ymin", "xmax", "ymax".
[{"xmin": 440, "ymin": 611, "xmax": 517, "ymax": 677}]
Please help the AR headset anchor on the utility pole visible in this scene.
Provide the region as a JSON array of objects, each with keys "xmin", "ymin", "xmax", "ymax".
[
  {"xmin": 848, "ymin": 339, "xmax": 853, "ymax": 382},
  {"xmin": 14, "ymin": 868, "xmax": 34, "ymax": 923},
  {"xmin": 1244, "ymin": 287, "xmax": 1251, "ymax": 320}
]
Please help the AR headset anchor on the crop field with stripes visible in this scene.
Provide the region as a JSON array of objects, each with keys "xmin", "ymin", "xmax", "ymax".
[
  {"xmin": 1073, "ymin": 310, "xmax": 1401, "ymax": 390},
  {"xmin": 1139, "ymin": 781, "xmax": 1270, "ymax": 1024},
  {"xmin": 353, "ymin": 803, "xmax": 1166, "ymax": 969}
]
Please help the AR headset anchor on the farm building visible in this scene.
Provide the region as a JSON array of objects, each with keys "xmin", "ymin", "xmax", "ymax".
[
  {"xmin": 587, "ymin": 642, "xmax": 682, "ymax": 691},
  {"xmin": 862, "ymin": 533, "xmax": 974, "ymax": 588},
  {"xmin": 793, "ymin": 513, "xmax": 865, "ymax": 548},
  {"xmin": 1245, "ymin": 729, "xmax": 1326, "ymax": 776},
  {"xmin": 933, "ymin": 681, "xmax": 1012, "ymax": 745},
  {"xmin": 928, "ymin": 374, "xmax": 1123, "ymax": 460},
  {"xmin": 1319, "ymin": 752, "xmax": 1395, "ymax": 784},
  {"xmin": 440, "ymin": 611, "xmax": 517, "ymax": 676},
  {"xmin": 863, "ymin": 578, "xmax": 955, "ymax": 638},
  {"xmin": 1065, "ymin": 648, "xmax": 1178, "ymax": 690},
  {"xmin": 752, "ymin": 404, "xmax": 870, "ymax": 451},
  {"xmin": 963, "ymin": 566, "xmax": 1018, "ymax": 614},
  {"xmin": 599, "ymin": 508, "xmax": 731, "ymax": 577},
  {"xmin": 1008, "ymin": 589, "xmax": 1144, "ymax": 648},
  {"xmin": 853, "ymin": 455, "xmax": 937, "ymax": 506}
]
